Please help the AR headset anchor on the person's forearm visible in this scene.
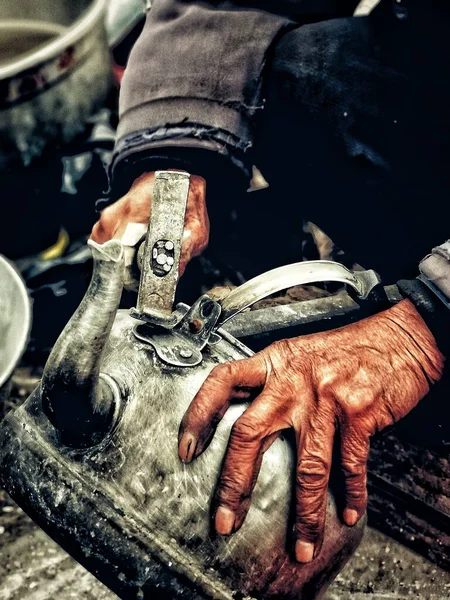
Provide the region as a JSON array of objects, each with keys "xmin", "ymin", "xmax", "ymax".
[
  {"xmin": 111, "ymin": 0, "xmax": 360, "ymax": 193},
  {"xmin": 113, "ymin": 1, "xmax": 290, "ymax": 188}
]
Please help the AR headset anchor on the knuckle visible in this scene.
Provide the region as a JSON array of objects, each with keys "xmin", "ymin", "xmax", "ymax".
[
  {"xmin": 296, "ymin": 456, "xmax": 330, "ymax": 492},
  {"xmin": 339, "ymin": 388, "xmax": 376, "ymax": 419},
  {"xmin": 218, "ymin": 473, "xmax": 251, "ymax": 507},
  {"xmin": 188, "ymin": 402, "xmax": 216, "ymax": 432},
  {"xmin": 345, "ymin": 485, "xmax": 368, "ymax": 510},
  {"xmin": 341, "ymin": 457, "xmax": 368, "ymax": 508},
  {"xmin": 231, "ymin": 416, "xmax": 264, "ymax": 445},
  {"xmin": 295, "ymin": 473, "xmax": 328, "ymax": 541},
  {"xmin": 269, "ymin": 339, "xmax": 292, "ymax": 359},
  {"xmin": 346, "ymin": 490, "xmax": 368, "ymax": 509},
  {"xmin": 100, "ymin": 205, "xmax": 115, "ymax": 221},
  {"xmin": 185, "ymin": 393, "xmax": 213, "ymax": 425},
  {"xmin": 295, "ymin": 515, "xmax": 322, "ymax": 542},
  {"xmin": 268, "ymin": 340, "xmax": 310, "ymax": 380},
  {"xmin": 341, "ymin": 457, "xmax": 367, "ymax": 480},
  {"xmin": 343, "ymin": 472, "xmax": 367, "ymax": 498},
  {"xmin": 90, "ymin": 221, "xmax": 102, "ymax": 239},
  {"xmin": 211, "ymin": 362, "xmax": 235, "ymax": 383},
  {"xmin": 98, "ymin": 207, "xmax": 117, "ymax": 230}
]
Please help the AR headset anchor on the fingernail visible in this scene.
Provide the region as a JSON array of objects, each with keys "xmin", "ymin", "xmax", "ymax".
[
  {"xmin": 295, "ymin": 540, "xmax": 315, "ymax": 563},
  {"xmin": 343, "ymin": 508, "xmax": 359, "ymax": 526},
  {"xmin": 215, "ymin": 506, "xmax": 235, "ymax": 536},
  {"xmin": 179, "ymin": 432, "xmax": 197, "ymax": 463}
]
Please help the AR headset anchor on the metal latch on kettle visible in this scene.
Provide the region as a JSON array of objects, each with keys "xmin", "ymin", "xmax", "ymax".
[{"xmin": 131, "ymin": 171, "xmax": 381, "ymax": 368}]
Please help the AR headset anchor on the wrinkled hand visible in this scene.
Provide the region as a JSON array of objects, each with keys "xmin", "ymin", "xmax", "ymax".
[
  {"xmin": 90, "ymin": 171, "xmax": 209, "ymax": 275},
  {"xmin": 178, "ymin": 299, "xmax": 443, "ymax": 563}
]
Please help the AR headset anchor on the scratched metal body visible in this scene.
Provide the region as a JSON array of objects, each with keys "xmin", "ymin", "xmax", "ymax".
[
  {"xmin": 0, "ymin": 173, "xmax": 366, "ymax": 599},
  {"xmin": 0, "ymin": 306, "xmax": 363, "ymax": 599}
]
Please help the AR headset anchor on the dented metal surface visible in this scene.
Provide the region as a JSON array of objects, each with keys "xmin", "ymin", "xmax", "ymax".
[
  {"xmin": 0, "ymin": 172, "xmax": 367, "ymax": 598},
  {"xmin": 0, "ymin": 306, "xmax": 364, "ymax": 599}
]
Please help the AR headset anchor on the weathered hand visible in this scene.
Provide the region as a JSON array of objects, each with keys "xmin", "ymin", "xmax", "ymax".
[
  {"xmin": 178, "ymin": 299, "xmax": 444, "ymax": 563},
  {"xmin": 90, "ymin": 171, "xmax": 209, "ymax": 275}
]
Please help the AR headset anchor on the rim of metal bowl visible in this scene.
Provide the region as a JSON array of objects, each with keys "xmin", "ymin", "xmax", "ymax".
[
  {"xmin": 0, "ymin": 0, "xmax": 108, "ymax": 80},
  {"xmin": 0, "ymin": 256, "xmax": 31, "ymax": 388}
]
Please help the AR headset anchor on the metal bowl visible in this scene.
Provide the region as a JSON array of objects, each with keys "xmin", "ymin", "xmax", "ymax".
[
  {"xmin": 106, "ymin": 0, "xmax": 146, "ymax": 49},
  {"xmin": 0, "ymin": 0, "xmax": 111, "ymax": 166},
  {"xmin": 0, "ymin": 256, "xmax": 31, "ymax": 390}
]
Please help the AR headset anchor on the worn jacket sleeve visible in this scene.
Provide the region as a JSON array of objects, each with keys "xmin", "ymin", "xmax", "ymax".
[{"xmin": 111, "ymin": 0, "xmax": 359, "ymax": 193}]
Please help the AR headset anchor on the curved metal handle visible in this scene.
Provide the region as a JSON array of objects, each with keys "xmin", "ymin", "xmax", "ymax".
[{"xmin": 218, "ymin": 260, "xmax": 380, "ymax": 327}]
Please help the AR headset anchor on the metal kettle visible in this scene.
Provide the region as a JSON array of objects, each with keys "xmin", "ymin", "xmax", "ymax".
[{"xmin": 0, "ymin": 172, "xmax": 381, "ymax": 599}]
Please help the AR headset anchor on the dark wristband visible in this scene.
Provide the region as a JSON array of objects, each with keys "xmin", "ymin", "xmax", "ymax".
[{"xmin": 396, "ymin": 278, "xmax": 450, "ymax": 357}]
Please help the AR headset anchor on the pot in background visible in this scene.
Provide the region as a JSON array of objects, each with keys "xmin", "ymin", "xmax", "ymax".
[
  {"xmin": 0, "ymin": 0, "xmax": 111, "ymax": 166},
  {"xmin": 0, "ymin": 255, "xmax": 31, "ymax": 403},
  {"xmin": 106, "ymin": 0, "xmax": 146, "ymax": 49}
]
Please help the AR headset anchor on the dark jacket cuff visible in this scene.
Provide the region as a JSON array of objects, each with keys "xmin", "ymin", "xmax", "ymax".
[
  {"xmin": 396, "ymin": 278, "xmax": 450, "ymax": 357},
  {"xmin": 109, "ymin": 127, "xmax": 250, "ymax": 201}
]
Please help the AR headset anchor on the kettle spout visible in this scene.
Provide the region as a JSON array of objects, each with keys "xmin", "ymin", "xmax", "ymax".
[{"xmin": 41, "ymin": 239, "xmax": 125, "ymax": 448}]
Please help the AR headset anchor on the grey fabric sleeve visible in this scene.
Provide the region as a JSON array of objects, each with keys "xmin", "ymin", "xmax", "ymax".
[
  {"xmin": 111, "ymin": 0, "xmax": 359, "ymax": 187},
  {"xmin": 397, "ymin": 241, "xmax": 450, "ymax": 356},
  {"xmin": 419, "ymin": 241, "xmax": 450, "ymax": 307}
]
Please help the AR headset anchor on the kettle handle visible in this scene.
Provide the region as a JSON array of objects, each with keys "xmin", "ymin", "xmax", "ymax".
[
  {"xmin": 134, "ymin": 171, "xmax": 190, "ymax": 323},
  {"xmin": 217, "ymin": 261, "xmax": 381, "ymax": 327}
]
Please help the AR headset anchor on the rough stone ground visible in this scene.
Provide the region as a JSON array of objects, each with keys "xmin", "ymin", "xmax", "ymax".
[{"xmin": 0, "ymin": 488, "xmax": 449, "ymax": 600}]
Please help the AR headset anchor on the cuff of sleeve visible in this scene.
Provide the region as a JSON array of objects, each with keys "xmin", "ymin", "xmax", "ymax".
[
  {"xmin": 109, "ymin": 124, "xmax": 252, "ymax": 199},
  {"xmin": 419, "ymin": 240, "xmax": 450, "ymax": 305},
  {"xmin": 396, "ymin": 278, "xmax": 450, "ymax": 357}
]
